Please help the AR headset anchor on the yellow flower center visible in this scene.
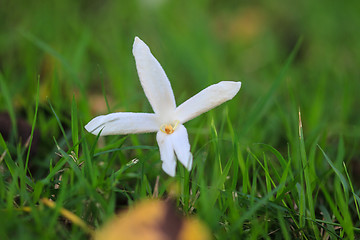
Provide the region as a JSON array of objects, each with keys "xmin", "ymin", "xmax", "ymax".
[{"xmin": 160, "ymin": 120, "xmax": 179, "ymax": 135}]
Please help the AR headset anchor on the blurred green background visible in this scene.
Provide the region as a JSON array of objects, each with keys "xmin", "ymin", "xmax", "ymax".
[
  {"xmin": 0, "ymin": 0, "xmax": 359, "ymax": 177},
  {"xmin": 1, "ymin": 0, "xmax": 360, "ymax": 238}
]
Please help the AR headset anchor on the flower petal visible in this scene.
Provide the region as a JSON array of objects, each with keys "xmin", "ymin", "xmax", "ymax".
[
  {"xmin": 175, "ymin": 81, "xmax": 241, "ymax": 124},
  {"xmin": 85, "ymin": 112, "xmax": 159, "ymax": 136},
  {"xmin": 156, "ymin": 131, "xmax": 176, "ymax": 177},
  {"xmin": 170, "ymin": 125, "xmax": 193, "ymax": 171},
  {"xmin": 133, "ymin": 37, "xmax": 176, "ymax": 120}
]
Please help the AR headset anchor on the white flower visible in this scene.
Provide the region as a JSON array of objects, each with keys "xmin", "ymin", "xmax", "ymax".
[{"xmin": 85, "ymin": 37, "xmax": 241, "ymax": 177}]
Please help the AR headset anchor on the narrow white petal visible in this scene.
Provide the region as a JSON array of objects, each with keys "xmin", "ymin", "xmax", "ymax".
[
  {"xmin": 156, "ymin": 131, "xmax": 176, "ymax": 177},
  {"xmin": 85, "ymin": 112, "xmax": 159, "ymax": 136},
  {"xmin": 175, "ymin": 81, "xmax": 241, "ymax": 124},
  {"xmin": 133, "ymin": 37, "xmax": 176, "ymax": 120},
  {"xmin": 170, "ymin": 125, "xmax": 193, "ymax": 171}
]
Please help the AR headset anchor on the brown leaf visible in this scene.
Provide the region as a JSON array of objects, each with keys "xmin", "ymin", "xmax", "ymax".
[{"xmin": 95, "ymin": 199, "xmax": 211, "ymax": 240}]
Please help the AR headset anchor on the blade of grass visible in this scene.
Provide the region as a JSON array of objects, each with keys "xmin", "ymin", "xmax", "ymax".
[
  {"xmin": 24, "ymin": 78, "xmax": 40, "ymax": 175},
  {"xmin": 41, "ymin": 157, "xmax": 68, "ymax": 184},
  {"xmin": 202, "ymin": 155, "xmax": 234, "ymax": 215},
  {"xmin": 298, "ymin": 110, "xmax": 320, "ymax": 238},
  {"xmin": 210, "ymin": 118, "xmax": 223, "ymax": 190},
  {"xmin": 257, "ymin": 143, "xmax": 293, "ymax": 178},
  {"xmin": 47, "ymin": 98, "xmax": 71, "ymax": 150},
  {"xmin": 296, "ymin": 182, "xmax": 306, "ymax": 232},
  {"xmin": 94, "ymin": 145, "xmax": 157, "ymax": 157},
  {"xmin": 320, "ymin": 185, "xmax": 354, "ymax": 239},
  {"xmin": 81, "ymin": 126, "xmax": 97, "ymax": 187},
  {"xmin": 237, "ymin": 144, "xmax": 248, "ymax": 194},
  {"xmin": 41, "ymin": 198, "xmax": 95, "ymax": 236},
  {"xmin": 277, "ymin": 210, "xmax": 291, "ymax": 240},
  {"xmin": 343, "ymin": 162, "xmax": 360, "ymax": 222},
  {"xmin": 0, "ymin": 134, "xmax": 17, "ymax": 176},
  {"xmin": 250, "ymin": 151, "xmax": 277, "ymax": 197},
  {"xmin": 230, "ymin": 142, "xmax": 239, "ymax": 191},
  {"xmin": 53, "ymin": 138, "xmax": 82, "ymax": 179},
  {"xmin": 318, "ymin": 205, "xmax": 337, "ymax": 238},
  {"xmin": 71, "ymin": 95, "xmax": 79, "ymax": 157},
  {"xmin": 318, "ymin": 145, "xmax": 349, "ymax": 193},
  {"xmin": 231, "ymin": 184, "xmax": 283, "ymax": 233},
  {"xmin": 97, "ymin": 64, "xmax": 111, "ymax": 113},
  {"xmin": 263, "ymin": 154, "xmax": 274, "ymax": 201}
]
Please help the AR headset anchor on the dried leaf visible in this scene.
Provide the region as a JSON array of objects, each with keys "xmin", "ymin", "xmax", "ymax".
[{"xmin": 95, "ymin": 199, "xmax": 211, "ymax": 240}]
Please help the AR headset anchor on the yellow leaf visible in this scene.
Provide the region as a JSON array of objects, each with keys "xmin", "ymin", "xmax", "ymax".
[{"xmin": 95, "ymin": 199, "xmax": 211, "ymax": 240}]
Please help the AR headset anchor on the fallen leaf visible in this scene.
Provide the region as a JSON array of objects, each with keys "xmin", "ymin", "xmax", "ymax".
[{"xmin": 95, "ymin": 199, "xmax": 211, "ymax": 240}]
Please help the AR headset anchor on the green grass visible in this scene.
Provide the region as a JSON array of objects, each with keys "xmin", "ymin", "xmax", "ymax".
[{"xmin": 1, "ymin": 0, "xmax": 360, "ymax": 239}]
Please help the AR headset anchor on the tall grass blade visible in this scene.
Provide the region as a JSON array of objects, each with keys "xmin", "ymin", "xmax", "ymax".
[
  {"xmin": 298, "ymin": 110, "xmax": 320, "ymax": 238},
  {"xmin": 98, "ymin": 64, "xmax": 111, "ymax": 113},
  {"xmin": 343, "ymin": 162, "xmax": 360, "ymax": 222},
  {"xmin": 318, "ymin": 145, "xmax": 349, "ymax": 193},
  {"xmin": 47, "ymin": 98, "xmax": 71, "ymax": 149},
  {"xmin": 71, "ymin": 95, "xmax": 79, "ymax": 156},
  {"xmin": 24, "ymin": 78, "xmax": 40, "ymax": 174}
]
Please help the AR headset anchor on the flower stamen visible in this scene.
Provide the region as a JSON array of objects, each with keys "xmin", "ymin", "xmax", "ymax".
[{"xmin": 160, "ymin": 120, "xmax": 179, "ymax": 134}]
